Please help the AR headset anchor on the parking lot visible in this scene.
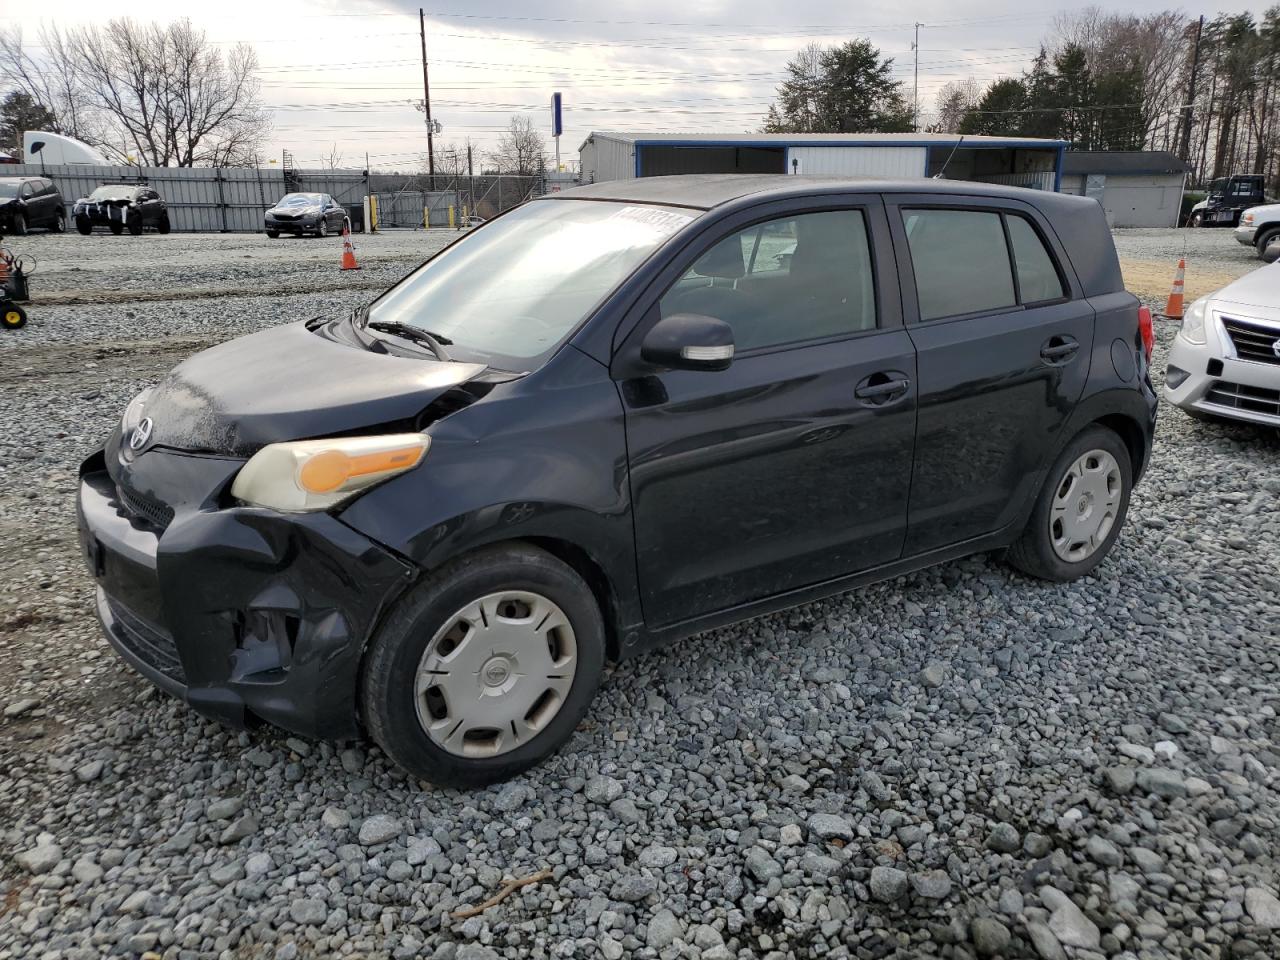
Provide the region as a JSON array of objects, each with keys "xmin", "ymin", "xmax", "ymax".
[{"xmin": 1, "ymin": 226, "xmax": 1277, "ymax": 959}]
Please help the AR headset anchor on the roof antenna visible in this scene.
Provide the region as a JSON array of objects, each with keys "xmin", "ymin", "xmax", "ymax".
[{"xmin": 933, "ymin": 136, "xmax": 964, "ymax": 179}]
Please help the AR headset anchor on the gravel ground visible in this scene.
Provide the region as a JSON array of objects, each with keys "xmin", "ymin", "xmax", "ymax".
[
  {"xmin": 2, "ymin": 228, "xmax": 1279, "ymax": 960},
  {"xmin": 1111, "ymin": 227, "xmax": 1260, "ymax": 301}
]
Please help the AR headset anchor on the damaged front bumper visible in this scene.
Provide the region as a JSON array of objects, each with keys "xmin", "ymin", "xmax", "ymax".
[{"xmin": 76, "ymin": 447, "xmax": 415, "ymax": 739}]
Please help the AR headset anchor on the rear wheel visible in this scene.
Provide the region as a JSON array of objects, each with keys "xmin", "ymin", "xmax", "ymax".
[
  {"xmin": 361, "ymin": 543, "xmax": 605, "ymax": 787},
  {"xmin": 1006, "ymin": 426, "xmax": 1132, "ymax": 582},
  {"xmin": 2, "ymin": 304, "xmax": 28, "ymax": 330},
  {"xmin": 127, "ymin": 217, "xmax": 143, "ymax": 236}
]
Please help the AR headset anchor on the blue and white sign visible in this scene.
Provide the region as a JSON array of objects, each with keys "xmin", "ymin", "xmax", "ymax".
[{"xmin": 551, "ymin": 92, "xmax": 563, "ymax": 138}]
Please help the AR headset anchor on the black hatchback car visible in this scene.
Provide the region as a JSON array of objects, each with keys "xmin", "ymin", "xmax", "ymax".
[
  {"xmin": 77, "ymin": 176, "xmax": 1157, "ymax": 786},
  {"xmin": 73, "ymin": 184, "xmax": 171, "ymax": 235}
]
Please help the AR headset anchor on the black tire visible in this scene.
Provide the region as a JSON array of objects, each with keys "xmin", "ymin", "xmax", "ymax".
[
  {"xmin": 53, "ymin": 209, "xmax": 66, "ymax": 233},
  {"xmin": 361, "ymin": 542, "xmax": 605, "ymax": 787},
  {"xmin": 2, "ymin": 304, "xmax": 28, "ymax": 330},
  {"xmin": 1256, "ymin": 227, "xmax": 1280, "ymax": 258},
  {"xmin": 265, "ymin": 230, "xmax": 280, "ymax": 239},
  {"xmin": 1006, "ymin": 426, "xmax": 1132, "ymax": 583},
  {"xmin": 157, "ymin": 215, "xmax": 171, "ymax": 235},
  {"xmin": 11, "ymin": 212, "xmax": 26, "ymax": 235},
  {"xmin": 1188, "ymin": 211, "xmax": 1204, "ymax": 227},
  {"xmin": 109, "ymin": 222, "xmax": 124, "ymax": 236},
  {"xmin": 75, "ymin": 217, "xmax": 92, "ymax": 236},
  {"xmin": 127, "ymin": 217, "xmax": 143, "ymax": 236}
]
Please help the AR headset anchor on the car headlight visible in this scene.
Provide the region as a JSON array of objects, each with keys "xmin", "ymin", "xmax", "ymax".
[
  {"xmin": 230, "ymin": 433, "xmax": 430, "ymax": 512},
  {"xmin": 1242, "ymin": 212, "xmax": 1255, "ymax": 226},
  {"xmin": 1178, "ymin": 297, "xmax": 1209, "ymax": 345}
]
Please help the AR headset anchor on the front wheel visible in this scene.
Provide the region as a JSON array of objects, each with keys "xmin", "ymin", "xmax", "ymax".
[
  {"xmin": 127, "ymin": 217, "xmax": 143, "ymax": 236},
  {"xmin": 1188, "ymin": 211, "xmax": 1204, "ymax": 228},
  {"xmin": 265, "ymin": 229, "xmax": 280, "ymax": 239},
  {"xmin": 53, "ymin": 210, "xmax": 66, "ymax": 233},
  {"xmin": 157, "ymin": 214, "xmax": 171, "ymax": 235},
  {"xmin": 316, "ymin": 219, "xmax": 328, "ymax": 238},
  {"xmin": 75, "ymin": 217, "xmax": 92, "ymax": 236},
  {"xmin": 1256, "ymin": 227, "xmax": 1280, "ymax": 258},
  {"xmin": 109, "ymin": 222, "xmax": 124, "ymax": 236},
  {"xmin": 361, "ymin": 543, "xmax": 605, "ymax": 787},
  {"xmin": 11, "ymin": 213, "xmax": 26, "ymax": 235},
  {"xmin": 1006, "ymin": 426, "xmax": 1132, "ymax": 582}
]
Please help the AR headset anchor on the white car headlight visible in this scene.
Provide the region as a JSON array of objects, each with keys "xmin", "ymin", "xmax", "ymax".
[
  {"xmin": 231, "ymin": 433, "xmax": 431, "ymax": 512},
  {"xmin": 1178, "ymin": 297, "xmax": 1209, "ymax": 345}
]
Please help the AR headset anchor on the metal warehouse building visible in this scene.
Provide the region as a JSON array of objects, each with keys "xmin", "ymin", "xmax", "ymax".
[
  {"xmin": 1059, "ymin": 151, "xmax": 1188, "ymax": 228},
  {"xmin": 579, "ymin": 132, "xmax": 1069, "ymax": 191}
]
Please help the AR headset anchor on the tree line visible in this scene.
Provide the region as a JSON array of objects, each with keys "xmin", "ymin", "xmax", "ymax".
[
  {"xmin": 0, "ymin": 18, "xmax": 268, "ymax": 166},
  {"xmin": 765, "ymin": 6, "xmax": 1280, "ymax": 191}
]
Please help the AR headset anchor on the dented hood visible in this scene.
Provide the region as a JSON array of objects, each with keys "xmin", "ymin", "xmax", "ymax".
[{"xmin": 142, "ymin": 321, "xmax": 487, "ymax": 456}]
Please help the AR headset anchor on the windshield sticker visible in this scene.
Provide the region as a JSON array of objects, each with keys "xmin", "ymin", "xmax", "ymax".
[{"xmin": 608, "ymin": 206, "xmax": 694, "ymax": 234}]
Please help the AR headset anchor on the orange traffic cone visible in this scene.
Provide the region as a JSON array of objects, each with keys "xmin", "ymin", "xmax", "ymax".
[
  {"xmin": 340, "ymin": 221, "xmax": 360, "ymax": 271},
  {"xmin": 1163, "ymin": 258, "xmax": 1185, "ymax": 319}
]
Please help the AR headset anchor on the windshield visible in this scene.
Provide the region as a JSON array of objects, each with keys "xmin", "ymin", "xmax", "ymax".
[
  {"xmin": 364, "ymin": 199, "xmax": 696, "ymax": 368},
  {"xmin": 0, "ymin": 182, "xmax": 18, "ymax": 198},
  {"xmin": 278, "ymin": 193, "xmax": 323, "ymax": 207},
  {"xmin": 89, "ymin": 185, "xmax": 136, "ymax": 201},
  {"xmin": 1208, "ymin": 179, "xmax": 1227, "ymax": 196}
]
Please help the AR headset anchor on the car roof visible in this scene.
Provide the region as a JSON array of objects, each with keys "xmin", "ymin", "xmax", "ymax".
[
  {"xmin": 550, "ymin": 174, "xmax": 1070, "ymax": 210},
  {"xmin": 0, "ymin": 176, "xmax": 46, "ymax": 184}
]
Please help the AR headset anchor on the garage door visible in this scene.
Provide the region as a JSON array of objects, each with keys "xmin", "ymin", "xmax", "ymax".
[{"xmin": 788, "ymin": 146, "xmax": 926, "ymax": 178}]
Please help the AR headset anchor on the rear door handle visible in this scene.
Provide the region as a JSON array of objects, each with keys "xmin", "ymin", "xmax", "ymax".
[
  {"xmin": 855, "ymin": 372, "xmax": 911, "ymax": 405},
  {"xmin": 1040, "ymin": 336, "xmax": 1080, "ymax": 363}
]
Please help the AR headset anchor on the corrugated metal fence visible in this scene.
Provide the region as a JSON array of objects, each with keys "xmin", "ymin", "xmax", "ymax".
[{"xmin": 2, "ymin": 164, "xmax": 543, "ymax": 232}]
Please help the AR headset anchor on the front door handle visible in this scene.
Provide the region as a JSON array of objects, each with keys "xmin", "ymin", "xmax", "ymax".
[
  {"xmin": 855, "ymin": 372, "xmax": 911, "ymax": 405},
  {"xmin": 1040, "ymin": 336, "xmax": 1080, "ymax": 363}
]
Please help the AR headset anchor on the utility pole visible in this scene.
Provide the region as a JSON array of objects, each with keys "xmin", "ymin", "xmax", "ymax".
[
  {"xmin": 1179, "ymin": 15, "xmax": 1205, "ymax": 165},
  {"xmin": 420, "ymin": 8, "xmax": 435, "ymax": 188},
  {"xmin": 912, "ymin": 23, "xmax": 922, "ymax": 132}
]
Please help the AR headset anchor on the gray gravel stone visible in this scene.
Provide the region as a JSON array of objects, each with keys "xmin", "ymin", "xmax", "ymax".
[
  {"xmin": 870, "ymin": 865, "xmax": 909, "ymax": 902},
  {"xmin": 807, "ymin": 812, "xmax": 854, "ymax": 842},
  {"xmin": 1041, "ymin": 887, "xmax": 1101, "ymax": 950},
  {"xmin": 290, "ymin": 898, "xmax": 327, "ymax": 926},
  {"xmin": 971, "ymin": 917, "xmax": 1012, "ymax": 956},
  {"xmin": 609, "ymin": 874, "xmax": 657, "ymax": 902},
  {"xmin": 1245, "ymin": 887, "xmax": 1280, "ymax": 929},
  {"xmin": 15, "ymin": 838, "xmax": 61, "ymax": 874},
  {"xmin": 910, "ymin": 869, "xmax": 952, "ymax": 899},
  {"xmin": 585, "ymin": 775, "xmax": 623, "ymax": 803},
  {"xmin": 358, "ymin": 814, "xmax": 402, "ymax": 846},
  {"xmin": 987, "ymin": 822, "xmax": 1021, "ymax": 853},
  {"xmin": 646, "ymin": 908, "xmax": 683, "ymax": 948},
  {"xmin": 744, "ymin": 846, "xmax": 782, "ymax": 882}
]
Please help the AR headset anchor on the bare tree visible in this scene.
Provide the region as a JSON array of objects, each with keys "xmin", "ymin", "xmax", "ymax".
[
  {"xmin": 321, "ymin": 142, "xmax": 344, "ymax": 170},
  {"xmin": 931, "ymin": 78, "xmax": 982, "ymax": 132},
  {"xmin": 489, "ymin": 115, "xmax": 545, "ymax": 176},
  {"xmin": 0, "ymin": 18, "xmax": 268, "ymax": 166}
]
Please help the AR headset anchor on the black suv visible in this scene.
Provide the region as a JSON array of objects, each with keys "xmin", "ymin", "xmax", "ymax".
[
  {"xmin": 77, "ymin": 176, "xmax": 1157, "ymax": 786},
  {"xmin": 72, "ymin": 184, "xmax": 170, "ymax": 235},
  {"xmin": 0, "ymin": 176, "xmax": 66, "ymax": 233}
]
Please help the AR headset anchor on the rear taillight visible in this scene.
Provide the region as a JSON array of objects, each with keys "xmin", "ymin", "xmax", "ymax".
[{"xmin": 1138, "ymin": 305, "xmax": 1154, "ymax": 361}]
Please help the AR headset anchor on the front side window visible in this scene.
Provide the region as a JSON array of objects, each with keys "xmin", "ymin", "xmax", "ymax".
[
  {"xmin": 659, "ymin": 210, "xmax": 876, "ymax": 352},
  {"xmin": 903, "ymin": 209, "xmax": 1015, "ymax": 321},
  {"xmin": 365, "ymin": 199, "xmax": 695, "ymax": 368}
]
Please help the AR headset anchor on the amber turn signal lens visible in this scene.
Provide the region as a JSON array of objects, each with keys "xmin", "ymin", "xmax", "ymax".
[{"xmin": 299, "ymin": 445, "xmax": 426, "ymax": 493}]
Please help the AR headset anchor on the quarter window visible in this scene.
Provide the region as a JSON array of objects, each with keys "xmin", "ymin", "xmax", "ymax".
[
  {"xmin": 1006, "ymin": 215, "xmax": 1066, "ymax": 303},
  {"xmin": 659, "ymin": 210, "xmax": 876, "ymax": 352}
]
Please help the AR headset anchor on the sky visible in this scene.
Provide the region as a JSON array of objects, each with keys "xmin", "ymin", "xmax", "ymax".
[{"xmin": 2, "ymin": 1, "xmax": 1275, "ymax": 172}]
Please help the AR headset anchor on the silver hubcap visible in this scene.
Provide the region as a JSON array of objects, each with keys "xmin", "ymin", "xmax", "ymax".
[
  {"xmin": 1049, "ymin": 448, "xmax": 1122, "ymax": 563},
  {"xmin": 414, "ymin": 591, "xmax": 577, "ymax": 758}
]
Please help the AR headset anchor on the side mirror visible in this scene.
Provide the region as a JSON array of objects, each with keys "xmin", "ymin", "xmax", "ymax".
[{"xmin": 641, "ymin": 313, "xmax": 735, "ymax": 371}]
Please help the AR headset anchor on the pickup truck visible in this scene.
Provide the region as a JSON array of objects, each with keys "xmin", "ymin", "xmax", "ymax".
[{"xmin": 1235, "ymin": 202, "xmax": 1280, "ymax": 259}]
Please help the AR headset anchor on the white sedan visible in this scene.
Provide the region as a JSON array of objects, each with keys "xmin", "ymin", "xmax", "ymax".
[{"xmin": 1165, "ymin": 263, "xmax": 1280, "ymax": 426}]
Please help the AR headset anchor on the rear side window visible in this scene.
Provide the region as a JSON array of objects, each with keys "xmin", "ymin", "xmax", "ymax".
[
  {"xmin": 903, "ymin": 210, "xmax": 1015, "ymax": 321},
  {"xmin": 1006, "ymin": 216, "xmax": 1066, "ymax": 304}
]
